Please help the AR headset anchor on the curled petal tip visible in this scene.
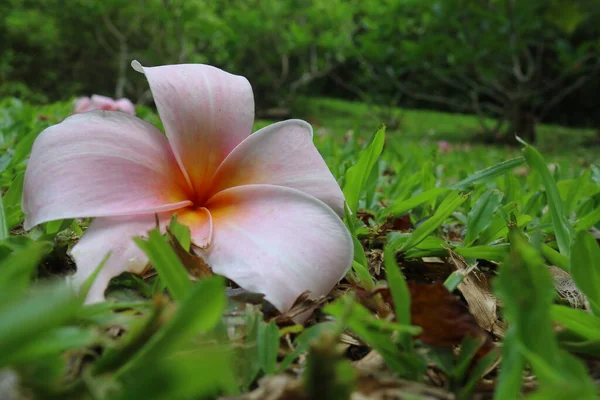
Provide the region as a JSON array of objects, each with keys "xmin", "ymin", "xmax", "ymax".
[{"xmin": 131, "ymin": 60, "xmax": 144, "ymax": 73}]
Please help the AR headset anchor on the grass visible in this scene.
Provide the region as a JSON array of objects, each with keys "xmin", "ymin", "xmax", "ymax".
[{"xmin": 1, "ymin": 96, "xmax": 600, "ymax": 399}]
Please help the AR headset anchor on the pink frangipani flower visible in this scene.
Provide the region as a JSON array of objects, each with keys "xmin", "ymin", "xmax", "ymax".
[
  {"xmin": 74, "ymin": 95, "xmax": 136, "ymax": 115},
  {"xmin": 23, "ymin": 61, "xmax": 353, "ymax": 313}
]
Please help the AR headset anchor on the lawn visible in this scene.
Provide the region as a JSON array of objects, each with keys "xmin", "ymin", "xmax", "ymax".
[{"xmin": 1, "ymin": 97, "xmax": 600, "ymax": 399}]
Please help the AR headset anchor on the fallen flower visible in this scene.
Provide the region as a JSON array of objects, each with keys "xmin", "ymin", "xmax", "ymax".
[
  {"xmin": 74, "ymin": 94, "xmax": 136, "ymax": 115},
  {"xmin": 23, "ymin": 61, "xmax": 353, "ymax": 313},
  {"xmin": 437, "ymin": 140, "xmax": 452, "ymax": 154}
]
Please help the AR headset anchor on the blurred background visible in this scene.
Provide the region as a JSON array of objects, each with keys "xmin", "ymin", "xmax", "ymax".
[{"xmin": 1, "ymin": 0, "xmax": 600, "ymax": 145}]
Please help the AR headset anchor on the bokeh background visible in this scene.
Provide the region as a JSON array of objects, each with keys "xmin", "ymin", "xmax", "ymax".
[{"xmin": 2, "ymin": 0, "xmax": 600, "ymax": 144}]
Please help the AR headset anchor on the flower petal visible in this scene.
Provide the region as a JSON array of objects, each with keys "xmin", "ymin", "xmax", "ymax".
[
  {"xmin": 177, "ymin": 207, "xmax": 213, "ymax": 249},
  {"xmin": 70, "ymin": 215, "xmax": 160, "ymax": 303},
  {"xmin": 22, "ymin": 111, "xmax": 192, "ymax": 230},
  {"xmin": 200, "ymin": 184, "xmax": 353, "ymax": 313},
  {"xmin": 210, "ymin": 120, "xmax": 345, "ymax": 216},
  {"xmin": 115, "ymin": 98, "xmax": 136, "ymax": 115},
  {"xmin": 91, "ymin": 94, "xmax": 118, "ymax": 110},
  {"xmin": 132, "ymin": 61, "xmax": 254, "ymax": 199}
]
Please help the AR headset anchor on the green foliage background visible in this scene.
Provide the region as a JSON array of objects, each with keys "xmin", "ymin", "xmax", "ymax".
[{"xmin": 2, "ymin": 0, "xmax": 600, "ymax": 131}]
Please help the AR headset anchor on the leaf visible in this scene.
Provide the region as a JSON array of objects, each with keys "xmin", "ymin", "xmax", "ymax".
[
  {"xmin": 383, "ymin": 245, "xmax": 411, "ymax": 349},
  {"xmin": 454, "ymin": 244, "xmax": 509, "ymax": 261},
  {"xmin": 569, "ymin": 231, "xmax": 600, "ymax": 316},
  {"xmin": 552, "ymin": 305, "xmax": 600, "ymax": 357},
  {"xmin": 168, "ymin": 214, "xmax": 191, "ymax": 251},
  {"xmin": 464, "ymin": 190, "xmax": 503, "ymax": 246},
  {"xmin": 2, "ymin": 172, "xmax": 24, "ymax": 229},
  {"xmin": 343, "ymin": 126, "xmax": 385, "ymax": 213},
  {"xmin": 495, "ymin": 231, "xmax": 595, "ymax": 395},
  {"xmin": 523, "ymin": 145, "xmax": 572, "ymax": 256},
  {"xmin": 0, "ymin": 195, "xmax": 8, "ymax": 240},
  {"xmin": 0, "ymin": 239, "xmax": 51, "ymax": 294},
  {"xmin": 303, "ymin": 331, "xmax": 356, "ymax": 400},
  {"xmin": 278, "ymin": 322, "xmax": 336, "ymax": 372},
  {"xmin": 447, "ymin": 250, "xmax": 503, "ymax": 337},
  {"xmin": 450, "ymin": 157, "xmax": 525, "ymax": 189},
  {"xmin": 324, "ymin": 295, "xmax": 424, "ymax": 380},
  {"xmin": 257, "ymin": 320, "xmax": 280, "ymax": 375},
  {"xmin": 118, "ymin": 276, "xmax": 226, "ymax": 375},
  {"xmin": 575, "ymin": 206, "xmax": 600, "ymax": 232},
  {"xmin": 385, "ymin": 187, "xmax": 449, "ymax": 216},
  {"xmin": 0, "ymin": 282, "xmax": 80, "ymax": 365},
  {"xmin": 493, "ymin": 329, "xmax": 524, "ymax": 400},
  {"xmin": 399, "ymin": 192, "xmax": 468, "ymax": 252},
  {"xmin": 3, "ymin": 326, "xmax": 98, "ymax": 365},
  {"xmin": 134, "ymin": 228, "xmax": 192, "ymax": 302},
  {"xmin": 407, "ymin": 281, "xmax": 492, "ymax": 351}
]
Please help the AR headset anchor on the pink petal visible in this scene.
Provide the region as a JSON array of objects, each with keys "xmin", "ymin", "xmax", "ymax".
[
  {"xmin": 91, "ymin": 94, "xmax": 118, "ymax": 111},
  {"xmin": 200, "ymin": 184, "xmax": 353, "ymax": 313},
  {"xmin": 132, "ymin": 61, "xmax": 254, "ymax": 200},
  {"xmin": 74, "ymin": 97, "xmax": 92, "ymax": 113},
  {"xmin": 210, "ymin": 120, "xmax": 345, "ymax": 216},
  {"xmin": 176, "ymin": 207, "xmax": 213, "ymax": 249},
  {"xmin": 23, "ymin": 111, "xmax": 192, "ymax": 230},
  {"xmin": 115, "ymin": 98, "xmax": 136, "ymax": 115},
  {"xmin": 70, "ymin": 215, "xmax": 161, "ymax": 303}
]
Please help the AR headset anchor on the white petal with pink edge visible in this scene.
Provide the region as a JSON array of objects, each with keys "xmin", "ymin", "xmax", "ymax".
[
  {"xmin": 22, "ymin": 111, "xmax": 192, "ymax": 229},
  {"xmin": 70, "ymin": 214, "xmax": 163, "ymax": 303},
  {"xmin": 199, "ymin": 184, "xmax": 353, "ymax": 313},
  {"xmin": 132, "ymin": 61, "xmax": 255, "ymax": 199},
  {"xmin": 209, "ymin": 119, "xmax": 345, "ymax": 216}
]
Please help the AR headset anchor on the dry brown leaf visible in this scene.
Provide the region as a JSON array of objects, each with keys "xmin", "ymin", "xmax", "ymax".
[
  {"xmin": 352, "ymin": 351, "xmax": 387, "ymax": 374},
  {"xmin": 408, "ymin": 281, "xmax": 492, "ymax": 350},
  {"xmin": 166, "ymin": 228, "xmax": 212, "ymax": 278},
  {"xmin": 446, "ymin": 249, "xmax": 505, "ymax": 338},
  {"xmin": 270, "ymin": 291, "xmax": 328, "ymax": 325},
  {"xmin": 548, "ymin": 265, "xmax": 585, "ymax": 309}
]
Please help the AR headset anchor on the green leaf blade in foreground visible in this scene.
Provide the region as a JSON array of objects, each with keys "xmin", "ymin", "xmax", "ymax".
[
  {"xmin": 400, "ymin": 192, "xmax": 468, "ymax": 252},
  {"xmin": 494, "ymin": 231, "xmax": 595, "ymax": 397},
  {"xmin": 135, "ymin": 228, "xmax": 192, "ymax": 302},
  {"xmin": 383, "ymin": 245, "xmax": 411, "ymax": 350},
  {"xmin": 0, "ymin": 196, "xmax": 8, "ymax": 240},
  {"xmin": 257, "ymin": 320, "xmax": 280, "ymax": 375},
  {"xmin": 0, "ymin": 282, "xmax": 80, "ymax": 365},
  {"xmin": 523, "ymin": 145, "xmax": 572, "ymax": 256},
  {"xmin": 450, "ymin": 157, "xmax": 525, "ymax": 189},
  {"xmin": 119, "ymin": 276, "xmax": 226, "ymax": 375},
  {"xmin": 343, "ymin": 126, "xmax": 385, "ymax": 213},
  {"xmin": 464, "ymin": 189, "xmax": 503, "ymax": 246},
  {"xmin": 569, "ymin": 231, "xmax": 600, "ymax": 316}
]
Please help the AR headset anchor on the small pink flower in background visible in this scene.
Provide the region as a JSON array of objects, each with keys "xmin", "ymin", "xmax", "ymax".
[
  {"xmin": 24, "ymin": 61, "xmax": 352, "ymax": 314},
  {"xmin": 74, "ymin": 94, "xmax": 136, "ymax": 115},
  {"xmin": 437, "ymin": 140, "xmax": 452, "ymax": 153}
]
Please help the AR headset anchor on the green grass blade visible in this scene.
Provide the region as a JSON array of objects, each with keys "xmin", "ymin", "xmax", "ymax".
[
  {"xmin": 574, "ymin": 206, "xmax": 600, "ymax": 232},
  {"xmin": 134, "ymin": 229, "xmax": 192, "ymax": 302},
  {"xmin": 383, "ymin": 245, "xmax": 411, "ymax": 350},
  {"xmin": 0, "ymin": 197, "xmax": 8, "ymax": 240},
  {"xmin": 450, "ymin": 157, "xmax": 525, "ymax": 189},
  {"xmin": 385, "ymin": 187, "xmax": 449, "ymax": 216},
  {"xmin": 400, "ymin": 192, "xmax": 468, "ymax": 252},
  {"xmin": 0, "ymin": 282, "xmax": 79, "ymax": 363},
  {"xmin": 257, "ymin": 320, "xmax": 280, "ymax": 375},
  {"xmin": 343, "ymin": 126, "xmax": 385, "ymax": 213},
  {"xmin": 523, "ymin": 145, "xmax": 572, "ymax": 256},
  {"xmin": 569, "ymin": 231, "xmax": 600, "ymax": 316},
  {"xmin": 118, "ymin": 276, "xmax": 226, "ymax": 376},
  {"xmin": 464, "ymin": 189, "xmax": 503, "ymax": 245}
]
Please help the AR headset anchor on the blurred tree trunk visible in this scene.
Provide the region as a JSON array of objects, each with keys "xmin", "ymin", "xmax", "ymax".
[{"xmin": 508, "ymin": 105, "xmax": 536, "ymax": 144}]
